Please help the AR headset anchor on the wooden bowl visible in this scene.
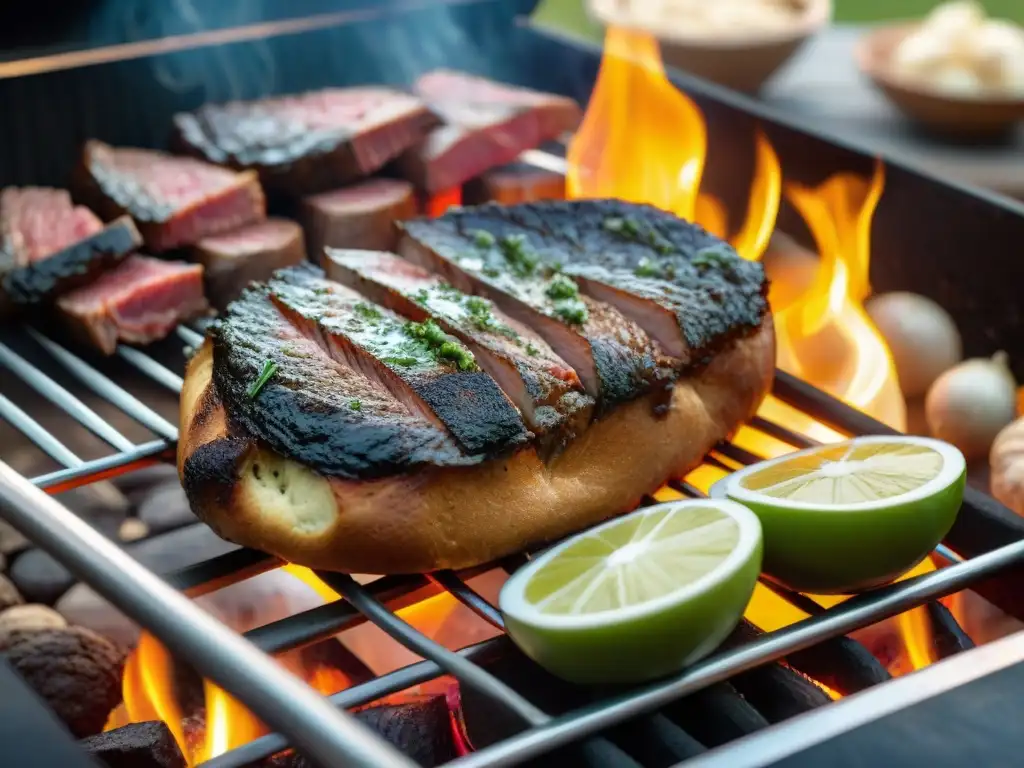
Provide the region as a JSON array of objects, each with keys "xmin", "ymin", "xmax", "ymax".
[
  {"xmin": 588, "ymin": 0, "xmax": 832, "ymax": 94},
  {"xmin": 856, "ymin": 23, "xmax": 1024, "ymax": 139}
]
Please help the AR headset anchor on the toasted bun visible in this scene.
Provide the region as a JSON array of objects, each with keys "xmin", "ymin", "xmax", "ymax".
[{"xmin": 178, "ymin": 316, "xmax": 775, "ymax": 573}]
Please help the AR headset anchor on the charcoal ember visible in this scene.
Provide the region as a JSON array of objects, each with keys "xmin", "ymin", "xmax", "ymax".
[
  {"xmin": 464, "ymin": 163, "xmax": 565, "ymax": 205},
  {"xmin": 259, "ymin": 696, "xmax": 457, "ymax": 768},
  {"xmin": 662, "ymin": 682, "xmax": 769, "ymax": 747},
  {"xmin": 0, "ymin": 572, "xmax": 24, "ymax": 610},
  {"xmin": 80, "ymin": 721, "xmax": 186, "ymax": 768},
  {"xmin": 300, "ymin": 179, "xmax": 417, "ymax": 258},
  {"xmin": 0, "ymin": 626, "xmax": 123, "ymax": 737},
  {"xmin": 136, "ymin": 482, "xmax": 195, "ymax": 536},
  {"xmin": 0, "ymin": 604, "xmax": 66, "ymax": 634}
]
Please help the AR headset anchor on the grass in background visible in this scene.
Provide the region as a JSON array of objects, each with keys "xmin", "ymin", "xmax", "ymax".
[{"xmin": 532, "ymin": 0, "xmax": 1024, "ymax": 41}]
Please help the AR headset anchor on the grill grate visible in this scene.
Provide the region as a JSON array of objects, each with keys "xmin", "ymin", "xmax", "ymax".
[{"xmin": 0, "ymin": 319, "xmax": 1021, "ymax": 767}]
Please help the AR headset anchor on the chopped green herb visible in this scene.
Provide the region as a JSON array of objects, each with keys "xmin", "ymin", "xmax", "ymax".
[
  {"xmin": 353, "ymin": 303, "xmax": 382, "ymax": 321},
  {"xmin": 384, "ymin": 355, "xmax": 419, "ymax": 367},
  {"xmin": 313, "ymin": 286, "xmax": 331, "ymax": 295},
  {"xmin": 349, "ymin": 399, "xmax": 362, "ymax": 411},
  {"xmin": 464, "ymin": 296, "xmax": 491, "ymax": 316},
  {"xmin": 473, "ymin": 229, "xmax": 496, "ymax": 248},
  {"xmin": 525, "ymin": 343, "xmax": 540, "ymax": 357},
  {"xmin": 412, "ymin": 289, "xmax": 431, "ymax": 305},
  {"xmin": 438, "ymin": 341, "xmax": 477, "ymax": 371},
  {"xmin": 553, "ymin": 298, "xmax": 589, "ymax": 326},
  {"xmin": 246, "ymin": 360, "xmax": 278, "ymax": 398},
  {"xmin": 692, "ymin": 247, "xmax": 734, "ymax": 270},
  {"xmin": 405, "ymin": 318, "xmax": 448, "ymax": 346},
  {"xmin": 499, "ymin": 233, "xmax": 539, "ymax": 278},
  {"xmin": 402, "ymin": 319, "xmax": 479, "ymax": 371},
  {"xmin": 482, "ymin": 265, "xmax": 501, "ymax": 278},
  {"xmin": 634, "ymin": 258, "xmax": 661, "ymax": 278},
  {"xmin": 545, "ymin": 273, "xmax": 580, "ymax": 300}
]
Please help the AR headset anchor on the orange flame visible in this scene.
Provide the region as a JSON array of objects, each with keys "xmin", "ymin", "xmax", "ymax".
[
  {"xmin": 569, "ymin": 27, "xmax": 930, "ymax": 676},
  {"xmin": 567, "ymin": 26, "xmax": 781, "ymax": 260}
]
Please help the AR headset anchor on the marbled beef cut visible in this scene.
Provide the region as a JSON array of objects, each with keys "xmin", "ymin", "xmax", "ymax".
[
  {"xmin": 172, "ymin": 88, "xmax": 438, "ymax": 197},
  {"xmin": 58, "ymin": 255, "xmax": 209, "ymax": 354},
  {"xmin": 396, "ymin": 71, "xmax": 581, "ymax": 194},
  {"xmin": 74, "ymin": 141, "xmax": 266, "ymax": 252}
]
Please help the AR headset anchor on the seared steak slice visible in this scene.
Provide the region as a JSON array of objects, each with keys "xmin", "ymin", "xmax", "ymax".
[
  {"xmin": 496, "ymin": 200, "xmax": 768, "ymax": 362},
  {"xmin": 0, "ymin": 187, "xmax": 103, "ymax": 266},
  {"xmin": 397, "ymin": 217, "xmax": 662, "ymax": 409},
  {"xmin": 192, "ymin": 218, "xmax": 306, "ymax": 310},
  {"xmin": 173, "ymin": 88, "xmax": 438, "ymax": 197},
  {"xmin": 1, "ymin": 216, "xmax": 142, "ymax": 314},
  {"xmin": 464, "ymin": 162, "xmax": 566, "ymax": 205},
  {"xmin": 74, "ymin": 140, "xmax": 266, "ymax": 252},
  {"xmin": 396, "ymin": 70, "xmax": 581, "ymax": 194},
  {"xmin": 213, "ymin": 285, "xmax": 468, "ymax": 479},
  {"xmin": 301, "ymin": 179, "xmax": 417, "ymax": 258},
  {"xmin": 267, "ymin": 266, "xmax": 530, "ymax": 457},
  {"xmin": 323, "ymin": 249, "xmax": 593, "ymax": 450},
  {"xmin": 57, "ymin": 255, "xmax": 209, "ymax": 354}
]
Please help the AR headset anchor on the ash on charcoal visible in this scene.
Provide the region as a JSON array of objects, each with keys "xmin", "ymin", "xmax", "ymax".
[
  {"xmin": 0, "ymin": 625, "xmax": 123, "ymax": 738},
  {"xmin": 0, "ymin": 572, "xmax": 24, "ymax": 610},
  {"xmin": 136, "ymin": 481, "xmax": 196, "ymax": 535},
  {"xmin": 81, "ymin": 720, "xmax": 186, "ymax": 768}
]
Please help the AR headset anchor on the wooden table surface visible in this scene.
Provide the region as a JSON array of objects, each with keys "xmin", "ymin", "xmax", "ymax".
[{"xmin": 762, "ymin": 25, "xmax": 1024, "ymax": 200}]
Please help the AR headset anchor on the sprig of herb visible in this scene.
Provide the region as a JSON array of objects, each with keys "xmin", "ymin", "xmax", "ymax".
[
  {"xmin": 349, "ymin": 399, "xmax": 362, "ymax": 411},
  {"xmin": 246, "ymin": 360, "xmax": 278, "ymax": 398}
]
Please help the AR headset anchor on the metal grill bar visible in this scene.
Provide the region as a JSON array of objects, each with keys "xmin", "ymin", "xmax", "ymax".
[
  {"xmin": 0, "ymin": 392, "xmax": 82, "ymax": 467},
  {"xmin": 115, "ymin": 345, "xmax": 184, "ymax": 392},
  {"xmin": 0, "ymin": 322, "xmax": 999, "ymax": 768},
  {"xmin": 0, "ymin": 462, "xmax": 413, "ymax": 768}
]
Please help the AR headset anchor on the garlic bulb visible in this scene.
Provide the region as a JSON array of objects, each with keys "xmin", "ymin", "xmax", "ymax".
[
  {"xmin": 865, "ymin": 291, "xmax": 962, "ymax": 398},
  {"xmin": 925, "ymin": 352, "xmax": 1017, "ymax": 460},
  {"xmin": 991, "ymin": 417, "xmax": 1024, "ymax": 515}
]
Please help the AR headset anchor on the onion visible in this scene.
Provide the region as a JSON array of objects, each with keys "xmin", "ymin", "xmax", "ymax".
[
  {"xmin": 865, "ymin": 291, "xmax": 962, "ymax": 398},
  {"xmin": 925, "ymin": 352, "xmax": 1017, "ymax": 460}
]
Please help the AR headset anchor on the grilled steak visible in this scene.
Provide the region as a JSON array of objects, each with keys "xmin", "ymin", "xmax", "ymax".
[
  {"xmin": 267, "ymin": 266, "xmax": 530, "ymax": 456},
  {"xmin": 0, "ymin": 187, "xmax": 103, "ymax": 265},
  {"xmin": 398, "ymin": 216, "xmax": 663, "ymax": 409},
  {"xmin": 57, "ymin": 255, "xmax": 208, "ymax": 354},
  {"xmin": 192, "ymin": 218, "xmax": 306, "ymax": 310},
  {"xmin": 323, "ymin": 248, "xmax": 593, "ymax": 453},
  {"xmin": 402, "ymin": 201, "xmax": 767, "ymax": 369},
  {"xmin": 301, "ymin": 179, "xmax": 417, "ymax": 258},
  {"xmin": 173, "ymin": 88, "xmax": 438, "ymax": 197},
  {"xmin": 74, "ymin": 141, "xmax": 266, "ymax": 252},
  {"xmin": 207, "ymin": 282, "xmax": 469, "ymax": 479},
  {"xmin": 396, "ymin": 71, "xmax": 582, "ymax": 194},
  {"xmin": 0, "ymin": 207, "xmax": 142, "ymax": 315},
  {"xmin": 179, "ymin": 199, "xmax": 774, "ymax": 574},
  {"xmin": 464, "ymin": 162, "xmax": 566, "ymax": 205}
]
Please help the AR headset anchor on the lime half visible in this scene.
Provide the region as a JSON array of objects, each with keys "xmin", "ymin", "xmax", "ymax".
[
  {"xmin": 499, "ymin": 499, "xmax": 762, "ymax": 684},
  {"xmin": 715, "ymin": 435, "xmax": 965, "ymax": 594}
]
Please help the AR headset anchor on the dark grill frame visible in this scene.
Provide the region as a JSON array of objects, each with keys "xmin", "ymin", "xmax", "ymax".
[{"xmin": 0, "ymin": 300, "xmax": 1021, "ymax": 766}]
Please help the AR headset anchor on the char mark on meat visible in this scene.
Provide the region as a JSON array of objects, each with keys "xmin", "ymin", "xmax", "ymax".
[
  {"xmin": 0, "ymin": 187, "xmax": 104, "ymax": 267},
  {"xmin": 396, "ymin": 70, "xmax": 581, "ymax": 194},
  {"xmin": 173, "ymin": 88, "xmax": 438, "ymax": 197},
  {"xmin": 57, "ymin": 255, "xmax": 209, "ymax": 354},
  {"xmin": 405, "ymin": 200, "xmax": 768, "ymax": 371},
  {"xmin": 212, "ymin": 284, "xmax": 470, "ymax": 479},
  {"xmin": 74, "ymin": 140, "xmax": 266, "ymax": 252},
  {"xmin": 266, "ymin": 265, "xmax": 531, "ymax": 457},
  {"xmin": 397, "ymin": 215, "xmax": 664, "ymax": 412},
  {"xmin": 1, "ymin": 216, "xmax": 142, "ymax": 314},
  {"xmin": 324, "ymin": 248, "xmax": 594, "ymax": 453}
]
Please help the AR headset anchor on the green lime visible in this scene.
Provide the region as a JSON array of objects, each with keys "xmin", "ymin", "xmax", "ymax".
[
  {"xmin": 499, "ymin": 499, "xmax": 762, "ymax": 684},
  {"xmin": 713, "ymin": 435, "xmax": 965, "ymax": 594}
]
